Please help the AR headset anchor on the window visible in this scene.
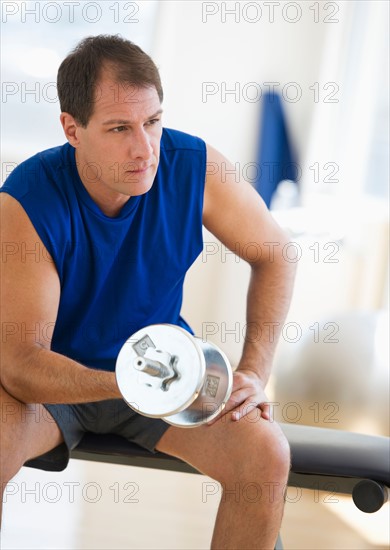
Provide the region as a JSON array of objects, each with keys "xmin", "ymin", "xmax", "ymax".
[{"xmin": 1, "ymin": 1, "xmax": 159, "ymax": 174}]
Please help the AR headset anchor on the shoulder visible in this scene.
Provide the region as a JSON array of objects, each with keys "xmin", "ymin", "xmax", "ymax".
[
  {"xmin": 157, "ymin": 128, "xmax": 207, "ymax": 191},
  {"xmin": 202, "ymin": 143, "xmax": 290, "ymax": 265},
  {"xmin": 0, "ymin": 143, "xmax": 72, "ymax": 200},
  {"xmin": 160, "ymin": 127, "xmax": 206, "ymax": 153},
  {"xmin": 0, "ymin": 143, "xmax": 75, "ymax": 271}
]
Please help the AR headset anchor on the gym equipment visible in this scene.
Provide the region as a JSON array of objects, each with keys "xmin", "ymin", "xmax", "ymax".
[
  {"xmin": 115, "ymin": 324, "xmax": 233, "ymax": 427},
  {"xmin": 69, "ymin": 425, "xmax": 389, "ymax": 514},
  {"xmin": 67, "ymin": 422, "xmax": 389, "ymax": 550}
]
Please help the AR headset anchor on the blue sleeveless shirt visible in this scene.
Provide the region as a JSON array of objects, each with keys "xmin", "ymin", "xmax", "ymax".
[{"xmin": 1, "ymin": 128, "xmax": 206, "ymax": 371}]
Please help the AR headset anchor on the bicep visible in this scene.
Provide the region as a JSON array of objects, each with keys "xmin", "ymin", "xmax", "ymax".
[
  {"xmin": 202, "ymin": 144, "xmax": 289, "ymax": 264},
  {"xmin": 0, "ymin": 193, "xmax": 61, "ymax": 360}
]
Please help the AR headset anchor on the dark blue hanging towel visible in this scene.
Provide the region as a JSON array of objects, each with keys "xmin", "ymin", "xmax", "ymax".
[{"xmin": 254, "ymin": 91, "xmax": 299, "ymax": 208}]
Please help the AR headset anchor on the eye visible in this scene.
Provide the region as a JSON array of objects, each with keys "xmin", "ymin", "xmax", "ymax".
[
  {"xmin": 112, "ymin": 126, "xmax": 127, "ymax": 133},
  {"xmin": 146, "ymin": 118, "xmax": 161, "ymax": 126}
]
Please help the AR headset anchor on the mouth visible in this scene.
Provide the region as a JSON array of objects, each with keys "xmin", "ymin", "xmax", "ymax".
[{"xmin": 126, "ymin": 165, "xmax": 152, "ymax": 175}]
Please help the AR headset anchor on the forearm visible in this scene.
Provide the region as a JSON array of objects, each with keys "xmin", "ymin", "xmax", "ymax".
[
  {"xmin": 238, "ymin": 255, "xmax": 297, "ymax": 387},
  {"xmin": 1, "ymin": 345, "xmax": 121, "ymax": 404}
]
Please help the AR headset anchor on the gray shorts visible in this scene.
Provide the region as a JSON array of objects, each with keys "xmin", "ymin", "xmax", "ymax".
[{"xmin": 24, "ymin": 399, "xmax": 171, "ymax": 472}]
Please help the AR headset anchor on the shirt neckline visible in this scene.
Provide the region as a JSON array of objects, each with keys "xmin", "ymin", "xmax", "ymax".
[{"xmin": 66, "ymin": 143, "xmax": 143, "ymax": 221}]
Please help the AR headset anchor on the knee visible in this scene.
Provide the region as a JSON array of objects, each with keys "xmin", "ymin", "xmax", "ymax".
[
  {"xmin": 0, "ymin": 448, "xmax": 24, "ymax": 487},
  {"xmin": 262, "ymin": 422, "xmax": 291, "ymax": 473},
  {"xmin": 219, "ymin": 420, "xmax": 290, "ymax": 486},
  {"xmin": 0, "ymin": 387, "xmax": 26, "ymax": 484},
  {"xmin": 0, "ymin": 422, "xmax": 25, "ymax": 485}
]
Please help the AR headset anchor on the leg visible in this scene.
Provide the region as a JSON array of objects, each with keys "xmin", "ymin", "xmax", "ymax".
[
  {"xmin": 0, "ymin": 384, "xmax": 64, "ymax": 526},
  {"xmin": 156, "ymin": 414, "xmax": 290, "ymax": 550}
]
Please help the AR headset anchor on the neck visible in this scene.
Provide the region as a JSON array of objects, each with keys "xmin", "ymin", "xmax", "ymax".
[{"xmin": 75, "ymin": 149, "xmax": 130, "ymax": 217}]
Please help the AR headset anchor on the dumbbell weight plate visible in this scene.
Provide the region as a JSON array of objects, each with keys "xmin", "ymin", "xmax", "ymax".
[
  {"xmin": 164, "ymin": 338, "xmax": 233, "ymax": 427},
  {"xmin": 116, "ymin": 324, "xmax": 206, "ymax": 418}
]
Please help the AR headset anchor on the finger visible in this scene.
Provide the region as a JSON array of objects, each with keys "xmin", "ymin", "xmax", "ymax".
[
  {"xmin": 205, "ymin": 396, "xmax": 241, "ymax": 426},
  {"xmin": 215, "ymin": 389, "xmax": 248, "ymax": 418},
  {"xmin": 224, "ymin": 392, "xmax": 252, "ymax": 422},
  {"xmin": 206, "ymin": 386, "xmax": 251, "ymax": 425},
  {"xmin": 207, "ymin": 398, "xmax": 268, "ymax": 426},
  {"xmin": 231, "ymin": 399, "xmax": 260, "ymax": 422},
  {"xmin": 260, "ymin": 402, "xmax": 271, "ymax": 420},
  {"xmin": 233, "ymin": 399, "xmax": 273, "ymax": 422}
]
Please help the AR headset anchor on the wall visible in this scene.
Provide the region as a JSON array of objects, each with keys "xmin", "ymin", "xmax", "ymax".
[
  {"xmin": 151, "ymin": 1, "xmax": 389, "ymax": 439},
  {"xmin": 151, "ymin": 0, "xmax": 332, "ymax": 363}
]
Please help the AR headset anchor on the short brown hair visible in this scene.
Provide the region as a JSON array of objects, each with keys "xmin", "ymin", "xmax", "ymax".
[{"xmin": 57, "ymin": 34, "xmax": 163, "ymax": 127}]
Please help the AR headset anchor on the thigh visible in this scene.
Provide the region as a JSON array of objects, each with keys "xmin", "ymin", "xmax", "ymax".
[
  {"xmin": 26, "ymin": 399, "xmax": 170, "ymax": 471},
  {"xmin": 85, "ymin": 398, "xmax": 171, "ymax": 454},
  {"xmin": 0, "ymin": 384, "xmax": 63, "ymax": 473}
]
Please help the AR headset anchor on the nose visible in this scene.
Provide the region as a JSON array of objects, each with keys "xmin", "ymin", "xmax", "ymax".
[{"xmin": 128, "ymin": 127, "xmax": 153, "ymax": 161}]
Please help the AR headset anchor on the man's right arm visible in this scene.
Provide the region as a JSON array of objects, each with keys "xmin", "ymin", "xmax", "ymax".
[{"xmin": 0, "ymin": 193, "xmax": 121, "ymax": 404}]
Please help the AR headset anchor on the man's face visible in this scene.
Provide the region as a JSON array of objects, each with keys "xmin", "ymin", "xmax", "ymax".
[{"xmin": 70, "ymin": 73, "xmax": 163, "ymax": 207}]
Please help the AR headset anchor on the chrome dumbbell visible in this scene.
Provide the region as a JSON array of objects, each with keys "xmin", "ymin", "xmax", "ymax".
[{"xmin": 115, "ymin": 324, "xmax": 233, "ymax": 427}]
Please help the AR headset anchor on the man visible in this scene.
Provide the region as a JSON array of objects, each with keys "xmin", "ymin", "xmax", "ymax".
[{"xmin": 0, "ymin": 35, "xmax": 296, "ymax": 549}]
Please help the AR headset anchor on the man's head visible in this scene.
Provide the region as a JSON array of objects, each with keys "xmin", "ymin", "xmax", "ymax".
[
  {"xmin": 58, "ymin": 35, "xmax": 164, "ymax": 213},
  {"xmin": 57, "ymin": 34, "xmax": 163, "ymax": 128}
]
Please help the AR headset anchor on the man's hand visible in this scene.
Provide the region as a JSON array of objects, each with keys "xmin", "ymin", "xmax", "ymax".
[{"xmin": 208, "ymin": 368, "xmax": 271, "ymax": 425}]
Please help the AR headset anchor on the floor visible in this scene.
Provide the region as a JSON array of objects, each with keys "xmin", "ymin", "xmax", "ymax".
[{"xmin": 1, "ymin": 458, "xmax": 389, "ymax": 549}]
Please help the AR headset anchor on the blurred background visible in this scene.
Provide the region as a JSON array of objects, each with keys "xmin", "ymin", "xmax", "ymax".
[{"xmin": 1, "ymin": 1, "xmax": 389, "ymax": 548}]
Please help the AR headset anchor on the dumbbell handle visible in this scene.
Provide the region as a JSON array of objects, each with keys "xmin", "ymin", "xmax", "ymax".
[
  {"xmin": 133, "ymin": 356, "xmax": 171, "ymax": 378},
  {"xmin": 133, "ymin": 353, "xmax": 180, "ymax": 393}
]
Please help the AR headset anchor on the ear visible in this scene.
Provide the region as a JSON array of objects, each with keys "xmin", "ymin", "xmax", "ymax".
[{"xmin": 60, "ymin": 113, "xmax": 82, "ymax": 147}]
